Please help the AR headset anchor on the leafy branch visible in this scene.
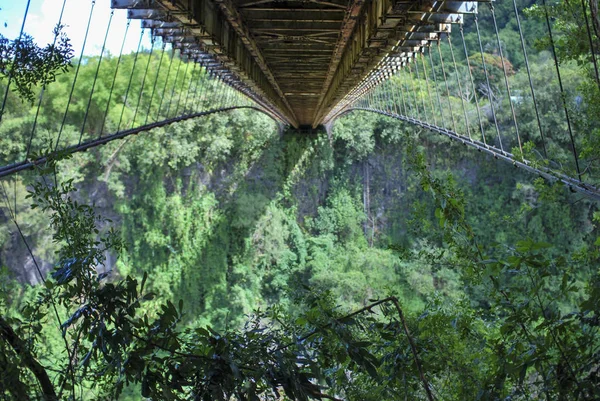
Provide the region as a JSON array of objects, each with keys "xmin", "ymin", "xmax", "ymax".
[{"xmin": 0, "ymin": 25, "xmax": 73, "ymax": 103}]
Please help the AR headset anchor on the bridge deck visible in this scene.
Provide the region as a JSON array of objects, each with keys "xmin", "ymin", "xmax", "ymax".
[{"xmin": 112, "ymin": 0, "xmax": 482, "ymax": 127}]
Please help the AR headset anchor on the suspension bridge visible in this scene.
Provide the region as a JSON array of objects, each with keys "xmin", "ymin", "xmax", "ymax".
[{"xmin": 1, "ymin": 0, "xmax": 599, "ymax": 200}]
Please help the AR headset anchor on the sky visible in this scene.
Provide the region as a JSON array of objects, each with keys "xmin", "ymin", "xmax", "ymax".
[{"xmin": 0, "ymin": 0, "xmax": 153, "ymax": 56}]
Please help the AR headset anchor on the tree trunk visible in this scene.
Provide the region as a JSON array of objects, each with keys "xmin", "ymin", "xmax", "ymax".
[{"xmin": 0, "ymin": 316, "xmax": 56, "ymax": 400}]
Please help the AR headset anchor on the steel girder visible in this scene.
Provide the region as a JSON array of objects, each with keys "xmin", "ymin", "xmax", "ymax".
[{"xmin": 112, "ymin": 0, "xmax": 486, "ymax": 127}]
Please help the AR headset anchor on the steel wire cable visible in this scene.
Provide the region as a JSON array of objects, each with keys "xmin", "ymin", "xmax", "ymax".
[
  {"xmin": 391, "ymin": 72, "xmax": 401, "ymax": 116},
  {"xmin": 420, "ymin": 52, "xmax": 437, "ymax": 126},
  {"xmin": 459, "ymin": 24, "xmax": 486, "ymax": 145},
  {"xmin": 437, "ymin": 39, "xmax": 458, "ymax": 133},
  {"xmin": 0, "ymin": 0, "xmax": 32, "ymax": 123},
  {"xmin": 79, "ymin": 10, "xmax": 114, "ymax": 146},
  {"xmin": 413, "ymin": 55, "xmax": 428, "ymax": 120},
  {"xmin": 132, "ymin": 32, "xmax": 155, "ymax": 129},
  {"xmin": 447, "ymin": 34, "xmax": 471, "ymax": 140},
  {"xmin": 428, "ymin": 46, "xmax": 446, "ymax": 125},
  {"xmin": 191, "ymin": 65, "xmax": 206, "ymax": 111},
  {"xmin": 407, "ymin": 61, "xmax": 422, "ymax": 120},
  {"xmin": 512, "ymin": 0, "xmax": 546, "ymax": 156},
  {"xmin": 397, "ymin": 67, "xmax": 409, "ymax": 116},
  {"xmin": 145, "ymin": 41, "xmax": 167, "ymax": 125},
  {"xmin": 182, "ymin": 62, "xmax": 198, "ymax": 113},
  {"xmin": 116, "ymin": 29, "xmax": 144, "ymax": 132},
  {"xmin": 166, "ymin": 53, "xmax": 184, "ymax": 117},
  {"xmin": 474, "ymin": 15, "xmax": 503, "ymax": 151},
  {"xmin": 543, "ymin": 0, "xmax": 582, "ymax": 180},
  {"xmin": 157, "ymin": 47, "xmax": 175, "ymax": 121},
  {"xmin": 100, "ymin": 19, "xmax": 131, "ymax": 138},
  {"xmin": 25, "ymin": 0, "xmax": 67, "ymax": 160},
  {"xmin": 175, "ymin": 58, "xmax": 192, "ymax": 115},
  {"xmin": 578, "ymin": 0, "xmax": 600, "ymax": 91},
  {"xmin": 55, "ymin": 0, "xmax": 96, "ymax": 151},
  {"xmin": 195, "ymin": 68, "xmax": 210, "ymax": 111},
  {"xmin": 490, "ymin": 3, "xmax": 523, "ymax": 155}
]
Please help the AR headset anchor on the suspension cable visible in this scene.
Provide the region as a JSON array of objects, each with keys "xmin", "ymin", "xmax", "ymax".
[
  {"xmin": 176, "ymin": 59, "xmax": 192, "ymax": 115},
  {"xmin": 157, "ymin": 47, "xmax": 175, "ymax": 121},
  {"xmin": 132, "ymin": 32, "xmax": 155, "ymax": 128},
  {"xmin": 475, "ymin": 15, "xmax": 503, "ymax": 151},
  {"xmin": 420, "ymin": 52, "xmax": 437, "ymax": 126},
  {"xmin": 100, "ymin": 19, "xmax": 131, "ymax": 138},
  {"xmin": 26, "ymin": 0, "xmax": 67, "ymax": 159},
  {"xmin": 459, "ymin": 25, "xmax": 486, "ymax": 144},
  {"xmin": 55, "ymin": 0, "xmax": 96, "ymax": 151},
  {"xmin": 166, "ymin": 53, "xmax": 184, "ymax": 117},
  {"xmin": 413, "ymin": 54, "xmax": 428, "ymax": 120},
  {"xmin": 191, "ymin": 64, "xmax": 206, "ymax": 111},
  {"xmin": 437, "ymin": 39, "xmax": 458, "ymax": 133},
  {"xmin": 79, "ymin": 10, "xmax": 114, "ymax": 146},
  {"xmin": 428, "ymin": 46, "xmax": 445, "ymax": 125},
  {"xmin": 447, "ymin": 34, "xmax": 471, "ymax": 140},
  {"xmin": 182, "ymin": 61, "xmax": 198, "ymax": 113},
  {"xmin": 397, "ymin": 68, "xmax": 408, "ymax": 115},
  {"xmin": 490, "ymin": 3, "xmax": 523, "ymax": 155},
  {"xmin": 512, "ymin": 0, "xmax": 546, "ymax": 156},
  {"xmin": 543, "ymin": 0, "xmax": 582, "ymax": 180},
  {"xmin": 117, "ymin": 29, "xmax": 144, "ymax": 132},
  {"xmin": 407, "ymin": 60, "xmax": 422, "ymax": 120},
  {"xmin": 579, "ymin": 0, "xmax": 600, "ymax": 91},
  {"xmin": 145, "ymin": 41, "xmax": 167, "ymax": 125},
  {"xmin": 195, "ymin": 67, "xmax": 210, "ymax": 111},
  {"xmin": 0, "ymin": 0, "xmax": 32, "ymax": 123},
  {"xmin": 390, "ymin": 70, "xmax": 401, "ymax": 116}
]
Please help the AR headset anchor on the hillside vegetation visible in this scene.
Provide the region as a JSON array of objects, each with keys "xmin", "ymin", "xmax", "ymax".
[{"xmin": 1, "ymin": 0, "xmax": 600, "ymax": 399}]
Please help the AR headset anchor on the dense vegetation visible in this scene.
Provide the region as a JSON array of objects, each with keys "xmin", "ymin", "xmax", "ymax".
[{"xmin": 1, "ymin": 0, "xmax": 600, "ymax": 399}]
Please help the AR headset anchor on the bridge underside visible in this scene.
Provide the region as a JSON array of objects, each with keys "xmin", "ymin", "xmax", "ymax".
[{"xmin": 113, "ymin": 0, "xmax": 480, "ymax": 127}]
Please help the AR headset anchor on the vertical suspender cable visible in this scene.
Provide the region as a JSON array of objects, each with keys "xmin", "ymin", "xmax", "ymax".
[
  {"xmin": 117, "ymin": 29, "xmax": 144, "ymax": 133},
  {"xmin": 157, "ymin": 47, "xmax": 175, "ymax": 120},
  {"xmin": 579, "ymin": 0, "xmax": 600, "ymax": 91},
  {"xmin": 420, "ymin": 52, "xmax": 437, "ymax": 126},
  {"xmin": 391, "ymin": 71, "xmax": 401, "ymax": 116},
  {"xmin": 407, "ymin": 60, "xmax": 421, "ymax": 120},
  {"xmin": 26, "ymin": 0, "xmax": 67, "ymax": 158},
  {"xmin": 512, "ymin": 0, "xmax": 547, "ymax": 156},
  {"xmin": 413, "ymin": 55, "xmax": 428, "ymax": 120},
  {"xmin": 192, "ymin": 64, "xmax": 206, "ymax": 111},
  {"xmin": 397, "ymin": 68, "xmax": 408, "ymax": 115},
  {"xmin": 428, "ymin": 46, "xmax": 446, "ymax": 125},
  {"xmin": 437, "ymin": 39, "xmax": 458, "ymax": 133},
  {"xmin": 145, "ymin": 41, "xmax": 167, "ymax": 125},
  {"xmin": 475, "ymin": 15, "xmax": 503, "ymax": 151},
  {"xmin": 55, "ymin": 0, "xmax": 96, "ymax": 151},
  {"xmin": 543, "ymin": 0, "xmax": 582, "ymax": 180},
  {"xmin": 132, "ymin": 31, "xmax": 155, "ymax": 128},
  {"xmin": 197, "ymin": 69, "xmax": 211, "ymax": 111},
  {"xmin": 79, "ymin": 10, "xmax": 114, "ymax": 145},
  {"xmin": 0, "ymin": 0, "xmax": 32, "ymax": 123},
  {"xmin": 166, "ymin": 54, "xmax": 183, "ymax": 117},
  {"xmin": 183, "ymin": 62, "xmax": 198, "ymax": 113},
  {"xmin": 490, "ymin": 3, "xmax": 523, "ymax": 155},
  {"xmin": 460, "ymin": 24, "xmax": 486, "ymax": 145},
  {"xmin": 100, "ymin": 20, "xmax": 131, "ymax": 138},
  {"xmin": 175, "ymin": 59, "xmax": 192, "ymax": 115},
  {"xmin": 447, "ymin": 34, "xmax": 471, "ymax": 139}
]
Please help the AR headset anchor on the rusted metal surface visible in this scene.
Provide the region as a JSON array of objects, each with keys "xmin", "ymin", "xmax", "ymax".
[{"xmin": 111, "ymin": 0, "xmax": 485, "ymax": 127}]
